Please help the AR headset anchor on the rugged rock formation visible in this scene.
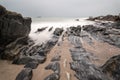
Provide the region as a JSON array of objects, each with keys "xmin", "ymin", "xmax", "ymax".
[
  {"xmin": 53, "ymin": 28, "xmax": 64, "ymax": 36},
  {"xmin": 0, "ymin": 5, "xmax": 31, "ymax": 59},
  {"xmin": 44, "ymin": 73, "xmax": 60, "ymax": 80},
  {"xmin": 88, "ymin": 14, "xmax": 120, "ymax": 21},
  {"xmin": 35, "ymin": 27, "xmax": 47, "ymax": 33},
  {"xmin": 16, "ymin": 68, "xmax": 33, "ymax": 80},
  {"xmin": 83, "ymin": 24, "xmax": 120, "ymax": 48},
  {"xmin": 67, "ymin": 25, "xmax": 81, "ymax": 36},
  {"xmin": 101, "ymin": 55, "xmax": 120, "ymax": 80}
]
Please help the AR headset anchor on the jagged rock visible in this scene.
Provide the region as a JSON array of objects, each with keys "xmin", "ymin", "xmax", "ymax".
[
  {"xmin": 16, "ymin": 68, "xmax": 33, "ymax": 80},
  {"xmin": 70, "ymin": 61, "xmax": 109, "ymax": 80},
  {"xmin": 44, "ymin": 73, "xmax": 60, "ymax": 80},
  {"xmin": 101, "ymin": 55, "xmax": 120, "ymax": 80},
  {"xmin": 12, "ymin": 36, "xmax": 59, "ymax": 64},
  {"xmin": 24, "ymin": 61, "xmax": 39, "ymax": 69},
  {"xmin": 68, "ymin": 25, "xmax": 81, "ymax": 36},
  {"xmin": 0, "ymin": 5, "xmax": 31, "ymax": 59},
  {"xmin": 83, "ymin": 25, "xmax": 120, "ymax": 48},
  {"xmin": 35, "ymin": 27, "xmax": 47, "ymax": 33},
  {"xmin": 88, "ymin": 14, "xmax": 120, "ymax": 21},
  {"xmin": 13, "ymin": 55, "xmax": 46, "ymax": 64},
  {"xmin": 48, "ymin": 27, "xmax": 53, "ymax": 31},
  {"xmin": 53, "ymin": 28, "xmax": 63, "ymax": 36},
  {"xmin": 45, "ymin": 62, "xmax": 60, "ymax": 74}
]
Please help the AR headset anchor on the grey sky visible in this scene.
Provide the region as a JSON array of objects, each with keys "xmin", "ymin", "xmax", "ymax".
[{"xmin": 0, "ymin": 0, "xmax": 120, "ymax": 17}]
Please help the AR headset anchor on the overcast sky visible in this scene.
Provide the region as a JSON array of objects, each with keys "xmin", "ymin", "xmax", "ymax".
[{"xmin": 0, "ymin": 0, "xmax": 120, "ymax": 17}]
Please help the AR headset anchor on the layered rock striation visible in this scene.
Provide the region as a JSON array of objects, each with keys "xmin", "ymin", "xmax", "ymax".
[{"xmin": 0, "ymin": 5, "xmax": 31, "ymax": 59}]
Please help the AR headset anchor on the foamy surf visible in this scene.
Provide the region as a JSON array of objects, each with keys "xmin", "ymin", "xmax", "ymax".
[{"xmin": 29, "ymin": 17, "xmax": 94, "ymax": 44}]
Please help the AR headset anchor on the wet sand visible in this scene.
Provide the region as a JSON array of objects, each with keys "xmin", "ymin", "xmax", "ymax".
[
  {"xmin": 0, "ymin": 60, "xmax": 24, "ymax": 80},
  {"xmin": 32, "ymin": 37, "xmax": 76, "ymax": 80},
  {"xmin": 82, "ymin": 38, "xmax": 120, "ymax": 66}
]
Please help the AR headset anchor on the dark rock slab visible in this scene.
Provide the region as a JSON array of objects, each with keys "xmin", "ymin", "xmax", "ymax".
[
  {"xmin": 24, "ymin": 61, "xmax": 39, "ymax": 69},
  {"xmin": 70, "ymin": 61, "xmax": 109, "ymax": 80},
  {"xmin": 16, "ymin": 68, "xmax": 33, "ymax": 80},
  {"xmin": 101, "ymin": 55, "xmax": 120, "ymax": 80},
  {"xmin": 53, "ymin": 28, "xmax": 64, "ymax": 36},
  {"xmin": 48, "ymin": 27, "xmax": 53, "ymax": 31},
  {"xmin": 13, "ymin": 55, "xmax": 46, "ymax": 64},
  {"xmin": 88, "ymin": 14, "xmax": 120, "ymax": 22},
  {"xmin": 67, "ymin": 25, "xmax": 81, "ymax": 36},
  {"xmin": 68, "ymin": 35, "xmax": 82, "ymax": 47},
  {"xmin": 45, "ymin": 62, "xmax": 60, "ymax": 74},
  {"xmin": 35, "ymin": 27, "xmax": 47, "ymax": 33},
  {"xmin": 0, "ymin": 5, "xmax": 31, "ymax": 60},
  {"xmin": 0, "ymin": 5, "xmax": 31, "ymax": 45},
  {"xmin": 44, "ymin": 73, "xmax": 60, "ymax": 80},
  {"xmin": 83, "ymin": 25, "xmax": 120, "ymax": 48}
]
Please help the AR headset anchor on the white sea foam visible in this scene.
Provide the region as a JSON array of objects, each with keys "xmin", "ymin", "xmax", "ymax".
[{"xmin": 29, "ymin": 17, "xmax": 94, "ymax": 44}]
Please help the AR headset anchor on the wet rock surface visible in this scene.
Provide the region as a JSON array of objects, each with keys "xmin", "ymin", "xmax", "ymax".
[
  {"xmin": 45, "ymin": 62, "xmax": 60, "ymax": 74},
  {"xmin": 16, "ymin": 68, "xmax": 33, "ymax": 80},
  {"xmin": 12, "ymin": 36, "xmax": 59, "ymax": 64},
  {"xmin": 88, "ymin": 14, "xmax": 120, "ymax": 21},
  {"xmin": 48, "ymin": 27, "xmax": 53, "ymax": 31},
  {"xmin": 53, "ymin": 28, "xmax": 64, "ymax": 36},
  {"xmin": 44, "ymin": 52, "xmax": 61, "ymax": 80},
  {"xmin": 24, "ymin": 61, "xmax": 39, "ymax": 69},
  {"xmin": 67, "ymin": 25, "xmax": 81, "ymax": 36},
  {"xmin": 44, "ymin": 73, "xmax": 60, "ymax": 80},
  {"xmin": 0, "ymin": 5, "xmax": 31, "ymax": 60},
  {"xmin": 67, "ymin": 26, "xmax": 115, "ymax": 80},
  {"xmin": 35, "ymin": 27, "xmax": 47, "ymax": 33},
  {"xmin": 83, "ymin": 24, "xmax": 120, "ymax": 48},
  {"xmin": 101, "ymin": 55, "xmax": 120, "ymax": 80}
]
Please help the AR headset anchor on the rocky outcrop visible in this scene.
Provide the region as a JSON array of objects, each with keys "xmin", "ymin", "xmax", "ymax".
[
  {"xmin": 101, "ymin": 55, "xmax": 120, "ymax": 80},
  {"xmin": 44, "ymin": 73, "xmax": 60, "ymax": 80},
  {"xmin": 83, "ymin": 24, "xmax": 120, "ymax": 48},
  {"xmin": 88, "ymin": 14, "xmax": 120, "ymax": 21},
  {"xmin": 53, "ymin": 28, "xmax": 64, "ymax": 36},
  {"xmin": 16, "ymin": 68, "xmax": 33, "ymax": 80},
  {"xmin": 67, "ymin": 25, "xmax": 81, "ymax": 36},
  {"xmin": 35, "ymin": 27, "xmax": 47, "ymax": 33},
  {"xmin": 0, "ymin": 5, "xmax": 31, "ymax": 59}
]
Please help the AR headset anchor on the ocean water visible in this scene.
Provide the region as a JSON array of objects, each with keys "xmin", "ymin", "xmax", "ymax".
[{"xmin": 29, "ymin": 17, "xmax": 94, "ymax": 44}]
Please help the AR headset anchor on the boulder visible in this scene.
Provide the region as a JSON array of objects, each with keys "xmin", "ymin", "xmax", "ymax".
[
  {"xmin": 48, "ymin": 27, "xmax": 53, "ymax": 31},
  {"xmin": 44, "ymin": 73, "xmax": 60, "ymax": 80},
  {"xmin": 35, "ymin": 27, "xmax": 47, "ymax": 33},
  {"xmin": 53, "ymin": 28, "xmax": 63, "ymax": 36},
  {"xmin": 101, "ymin": 55, "xmax": 120, "ymax": 80},
  {"xmin": 45, "ymin": 62, "xmax": 60, "ymax": 74},
  {"xmin": 16, "ymin": 68, "xmax": 33, "ymax": 80},
  {"xmin": 68, "ymin": 25, "xmax": 81, "ymax": 36},
  {"xmin": 24, "ymin": 61, "xmax": 39, "ymax": 69},
  {"xmin": 0, "ymin": 5, "xmax": 31, "ymax": 59},
  {"xmin": 70, "ymin": 61, "xmax": 109, "ymax": 80}
]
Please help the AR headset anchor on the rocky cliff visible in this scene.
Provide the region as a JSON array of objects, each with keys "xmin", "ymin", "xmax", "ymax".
[{"xmin": 0, "ymin": 5, "xmax": 31, "ymax": 59}]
